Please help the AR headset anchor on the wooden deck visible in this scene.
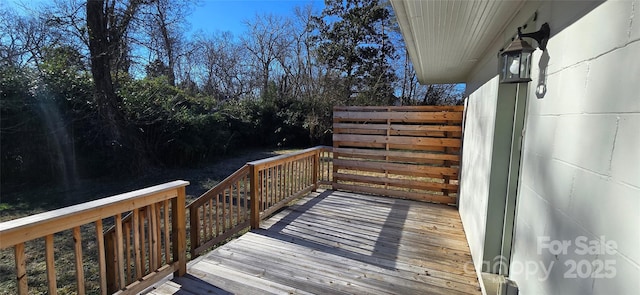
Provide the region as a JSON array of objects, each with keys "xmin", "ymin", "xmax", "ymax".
[{"xmin": 145, "ymin": 189, "xmax": 481, "ymax": 295}]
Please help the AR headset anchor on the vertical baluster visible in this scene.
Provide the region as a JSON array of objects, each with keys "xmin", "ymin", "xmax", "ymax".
[
  {"xmin": 140, "ymin": 209, "xmax": 148, "ymax": 275},
  {"xmin": 208, "ymin": 199, "xmax": 213, "ymax": 238},
  {"xmin": 308, "ymin": 156, "xmax": 312, "ymax": 186},
  {"xmin": 15, "ymin": 242, "xmax": 28, "ymax": 295},
  {"xmin": 296, "ymin": 160, "xmax": 299, "ymax": 192},
  {"xmin": 202, "ymin": 203, "xmax": 208, "ymax": 240},
  {"xmin": 72, "ymin": 226, "xmax": 85, "ymax": 295},
  {"xmin": 95, "ymin": 220, "xmax": 107, "ymax": 295},
  {"xmin": 297, "ymin": 160, "xmax": 301, "ymax": 192},
  {"xmin": 224, "ymin": 189, "xmax": 229, "ymax": 230},
  {"xmin": 155, "ymin": 204, "xmax": 162, "ymax": 266},
  {"xmin": 244, "ymin": 175, "xmax": 249, "ymax": 222},
  {"xmin": 163, "ymin": 200, "xmax": 170, "ymax": 263},
  {"xmin": 308, "ymin": 156, "xmax": 311, "ymax": 186},
  {"xmin": 269, "ymin": 168, "xmax": 273, "ymax": 206},
  {"xmin": 283, "ymin": 162, "xmax": 288, "ymax": 199},
  {"xmin": 263, "ymin": 169, "xmax": 268, "ymax": 208},
  {"xmin": 234, "ymin": 184, "xmax": 238, "ymax": 227},
  {"xmin": 314, "ymin": 150, "xmax": 320, "ymax": 190},
  {"xmin": 268, "ymin": 168, "xmax": 272, "ymax": 206},
  {"xmin": 45, "ymin": 234, "xmax": 57, "ymax": 295},
  {"xmin": 230, "ymin": 186, "xmax": 235, "ymax": 228},
  {"xmin": 304, "ymin": 158, "xmax": 308, "ymax": 188},
  {"xmin": 279, "ymin": 165, "xmax": 283, "ymax": 200},
  {"xmin": 132, "ymin": 208, "xmax": 142, "ymax": 280},
  {"xmin": 236, "ymin": 181, "xmax": 241, "ymax": 225},
  {"xmin": 304, "ymin": 157, "xmax": 308, "ymax": 187},
  {"xmin": 288, "ymin": 161, "xmax": 292, "ymax": 196},
  {"xmin": 114, "ymin": 214, "xmax": 126, "ymax": 289},
  {"xmin": 105, "ymin": 229, "xmax": 116, "ymax": 293},
  {"xmin": 188, "ymin": 204, "xmax": 199, "ymax": 258},
  {"xmin": 150, "ymin": 203, "xmax": 159, "ymax": 270},
  {"xmin": 259, "ymin": 170, "xmax": 264, "ymax": 211},
  {"xmin": 147, "ymin": 206, "xmax": 153, "ymax": 274},
  {"xmin": 270, "ymin": 167, "xmax": 274, "ymax": 205},
  {"xmin": 275, "ymin": 166, "xmax": 279, "ymax": 202},
  {"xmin": 215, "ymin": 192, "xmax": 220, "ymax": 236},
  {"xmin": 124, "ymin": 221, "xmax": 131, "ymax": 283}
]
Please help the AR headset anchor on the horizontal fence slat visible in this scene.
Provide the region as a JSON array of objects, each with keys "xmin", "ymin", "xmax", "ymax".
[
  {"xmin": 334, "ymin": 141, "xmax": 459, "ymax": 153},
  {"xmin": 333, "ymin": 105, "xmax": 464, "ymax": 112},
  {"xmin": 333, "ymin": 111, "xmax": 463, "ymax": 123},
  {"xmin": 333, "ymin": 173, "xmax": 458, "ymax": 192},
  {"xmin": 333, "ymin": 147, "xmax": 460, "ymax": 162},
  {"xmin": 334, "ymin": 159, "xmax": 459, "ymax": 179},
  {"xmin": 334, "ymin": 128, "xmax": 461, "ymax": 138},
  {"xmin": 333, "ymin": 134, "xmax": 461, "ymax": 148},
  {"xmin": 333, "ymin": 123, "xmax": 462, "ymax": 132},
  {"xmin": 333, "ymin": 183, "xmax": 457, "ymax": 204}
]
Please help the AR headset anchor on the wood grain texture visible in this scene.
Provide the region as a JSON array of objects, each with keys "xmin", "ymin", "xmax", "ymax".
[
  {"xmin": 14, "ymin": 243, "xmax": 27, "ymax": 295},
  {"xmin": 45, "ymin": 234, "xmax": 57, "ymax": 295},
  {"xmin": 332, "ymin": 106, "xmax": 463, "ymax": 205},
  {"xmin": 73, "ymin": 226, "xmax": 86, "ymax": 295},
  {"xmin": 0, "ymin": 180, "xmax": 189, "ymax": 248},
  {"xmin": 147, "ymin": 190, "xmax": 480, "ymax": 295}
]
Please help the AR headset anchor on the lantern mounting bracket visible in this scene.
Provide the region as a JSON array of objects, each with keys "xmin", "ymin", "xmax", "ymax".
[{"xmin": 517, "ymin": 23, "xmax": 550, "ymax": 51}]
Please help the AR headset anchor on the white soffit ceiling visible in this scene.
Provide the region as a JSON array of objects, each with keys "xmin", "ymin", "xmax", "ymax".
[{"xmin": 391, "ymin": 0, "xmax": 525, "ymax": 84}]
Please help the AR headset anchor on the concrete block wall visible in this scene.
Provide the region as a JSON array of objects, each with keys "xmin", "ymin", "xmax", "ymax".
[
  {"xmin": 460, "ymin": 1, "xmax": 640, "ymax": 294},
  {"xmin": 510, "ymin": 1, "xmax": 639, "ymax": 294}
]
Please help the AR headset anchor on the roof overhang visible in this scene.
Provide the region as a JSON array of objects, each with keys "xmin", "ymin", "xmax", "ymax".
[{"xmin": 391, "ymin": 0, "xmax": 525, "ymax": 84}]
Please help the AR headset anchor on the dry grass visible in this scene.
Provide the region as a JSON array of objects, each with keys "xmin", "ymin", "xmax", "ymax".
[{"xmin": 0, "ymin": 148, "xmax": 297, "ymax": 295}]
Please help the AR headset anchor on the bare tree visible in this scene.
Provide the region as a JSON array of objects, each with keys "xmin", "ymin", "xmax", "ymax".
[
  {"xmin": 0, "ymin": 6, "xmax": 59, "ymax": 69},
  {"xmin": 193, "ymin": 31, "xmax": 251, "ymax": 100},
  {"xmin": 241, "ymin": 14, "xmax": 293, "ymax": 97},
  {"xmin": 139, "ymin": 0, "xmax": 194, "ymax": 86}
]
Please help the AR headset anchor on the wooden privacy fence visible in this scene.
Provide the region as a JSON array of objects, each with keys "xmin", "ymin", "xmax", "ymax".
[
  {"xmin": 332, "ymin": 105, "xmax": 464, "ymax": 205},
  {"xmin": 0, "ymin": 181, "xmax": 189, "ymax": 295}
]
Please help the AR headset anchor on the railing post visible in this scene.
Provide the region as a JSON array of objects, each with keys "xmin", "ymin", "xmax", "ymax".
[
  {"xmin": 171, "ymin": 187, "xmax": 187, "ymax": 276},
  {"xmin": 249, "ymin": 164, "xmax": 260, "ymax": 229}
]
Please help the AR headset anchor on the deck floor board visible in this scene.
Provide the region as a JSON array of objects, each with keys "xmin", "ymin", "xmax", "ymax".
[{"xmin": 145, "ymin": 189, "xmax": 481, "ymax": 295}]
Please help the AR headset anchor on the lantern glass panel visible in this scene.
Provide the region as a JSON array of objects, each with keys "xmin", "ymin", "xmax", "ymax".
[{"xmin": 519, "ymin": 51, "xmax": 532, "ymax": 80}]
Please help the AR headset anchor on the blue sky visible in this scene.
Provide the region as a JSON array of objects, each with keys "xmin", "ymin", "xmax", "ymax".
[
  {"xmin": 191, "ymin": 0, "xmax": 324, "ymax": 36},
  {"xmin": 3, "ymin": 0, "xmax": 325, "ymax": 37}
]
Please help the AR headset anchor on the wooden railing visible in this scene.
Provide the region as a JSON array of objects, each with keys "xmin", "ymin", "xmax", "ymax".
[
  {"xmin": 248, "ymin": 147, "xmax": 321, "ymax": 228},
  {"xmin": 0, "ymin": 181, "xmax": 189, "ymax": 295},
  {"xmin": 317, "ymin": 145, "xmax": 333, "ymax": 186},
  {"xmin": 186, "ymin": 146, "xmax": 332, "ymax": 258},
  {"xmin": 187, "ymin": 165, "xmax": 251, "ymax": 257}
]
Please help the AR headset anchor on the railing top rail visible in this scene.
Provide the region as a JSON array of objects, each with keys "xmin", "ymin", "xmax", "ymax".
[
  {"xmin": 0, "ymin": 180, "xmax": 189, "ymax": 249},
  {"xmin": 247, "ymin": 146, "xmax": 324, "ymax": 170},
  {"xmin": 186, "ymin": 165, "xmax": 250, "ymax": 209}
]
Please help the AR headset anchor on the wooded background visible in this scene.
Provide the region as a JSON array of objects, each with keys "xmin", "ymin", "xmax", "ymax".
[{"xmin": 0, "ymin": 0, "xmax": 462, "ymax": 193}]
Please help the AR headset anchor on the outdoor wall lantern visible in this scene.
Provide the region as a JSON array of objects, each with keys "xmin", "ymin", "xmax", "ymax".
[{"xmin": 500, "ymin": 23, "xmax": 550, "ymax": 84}]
